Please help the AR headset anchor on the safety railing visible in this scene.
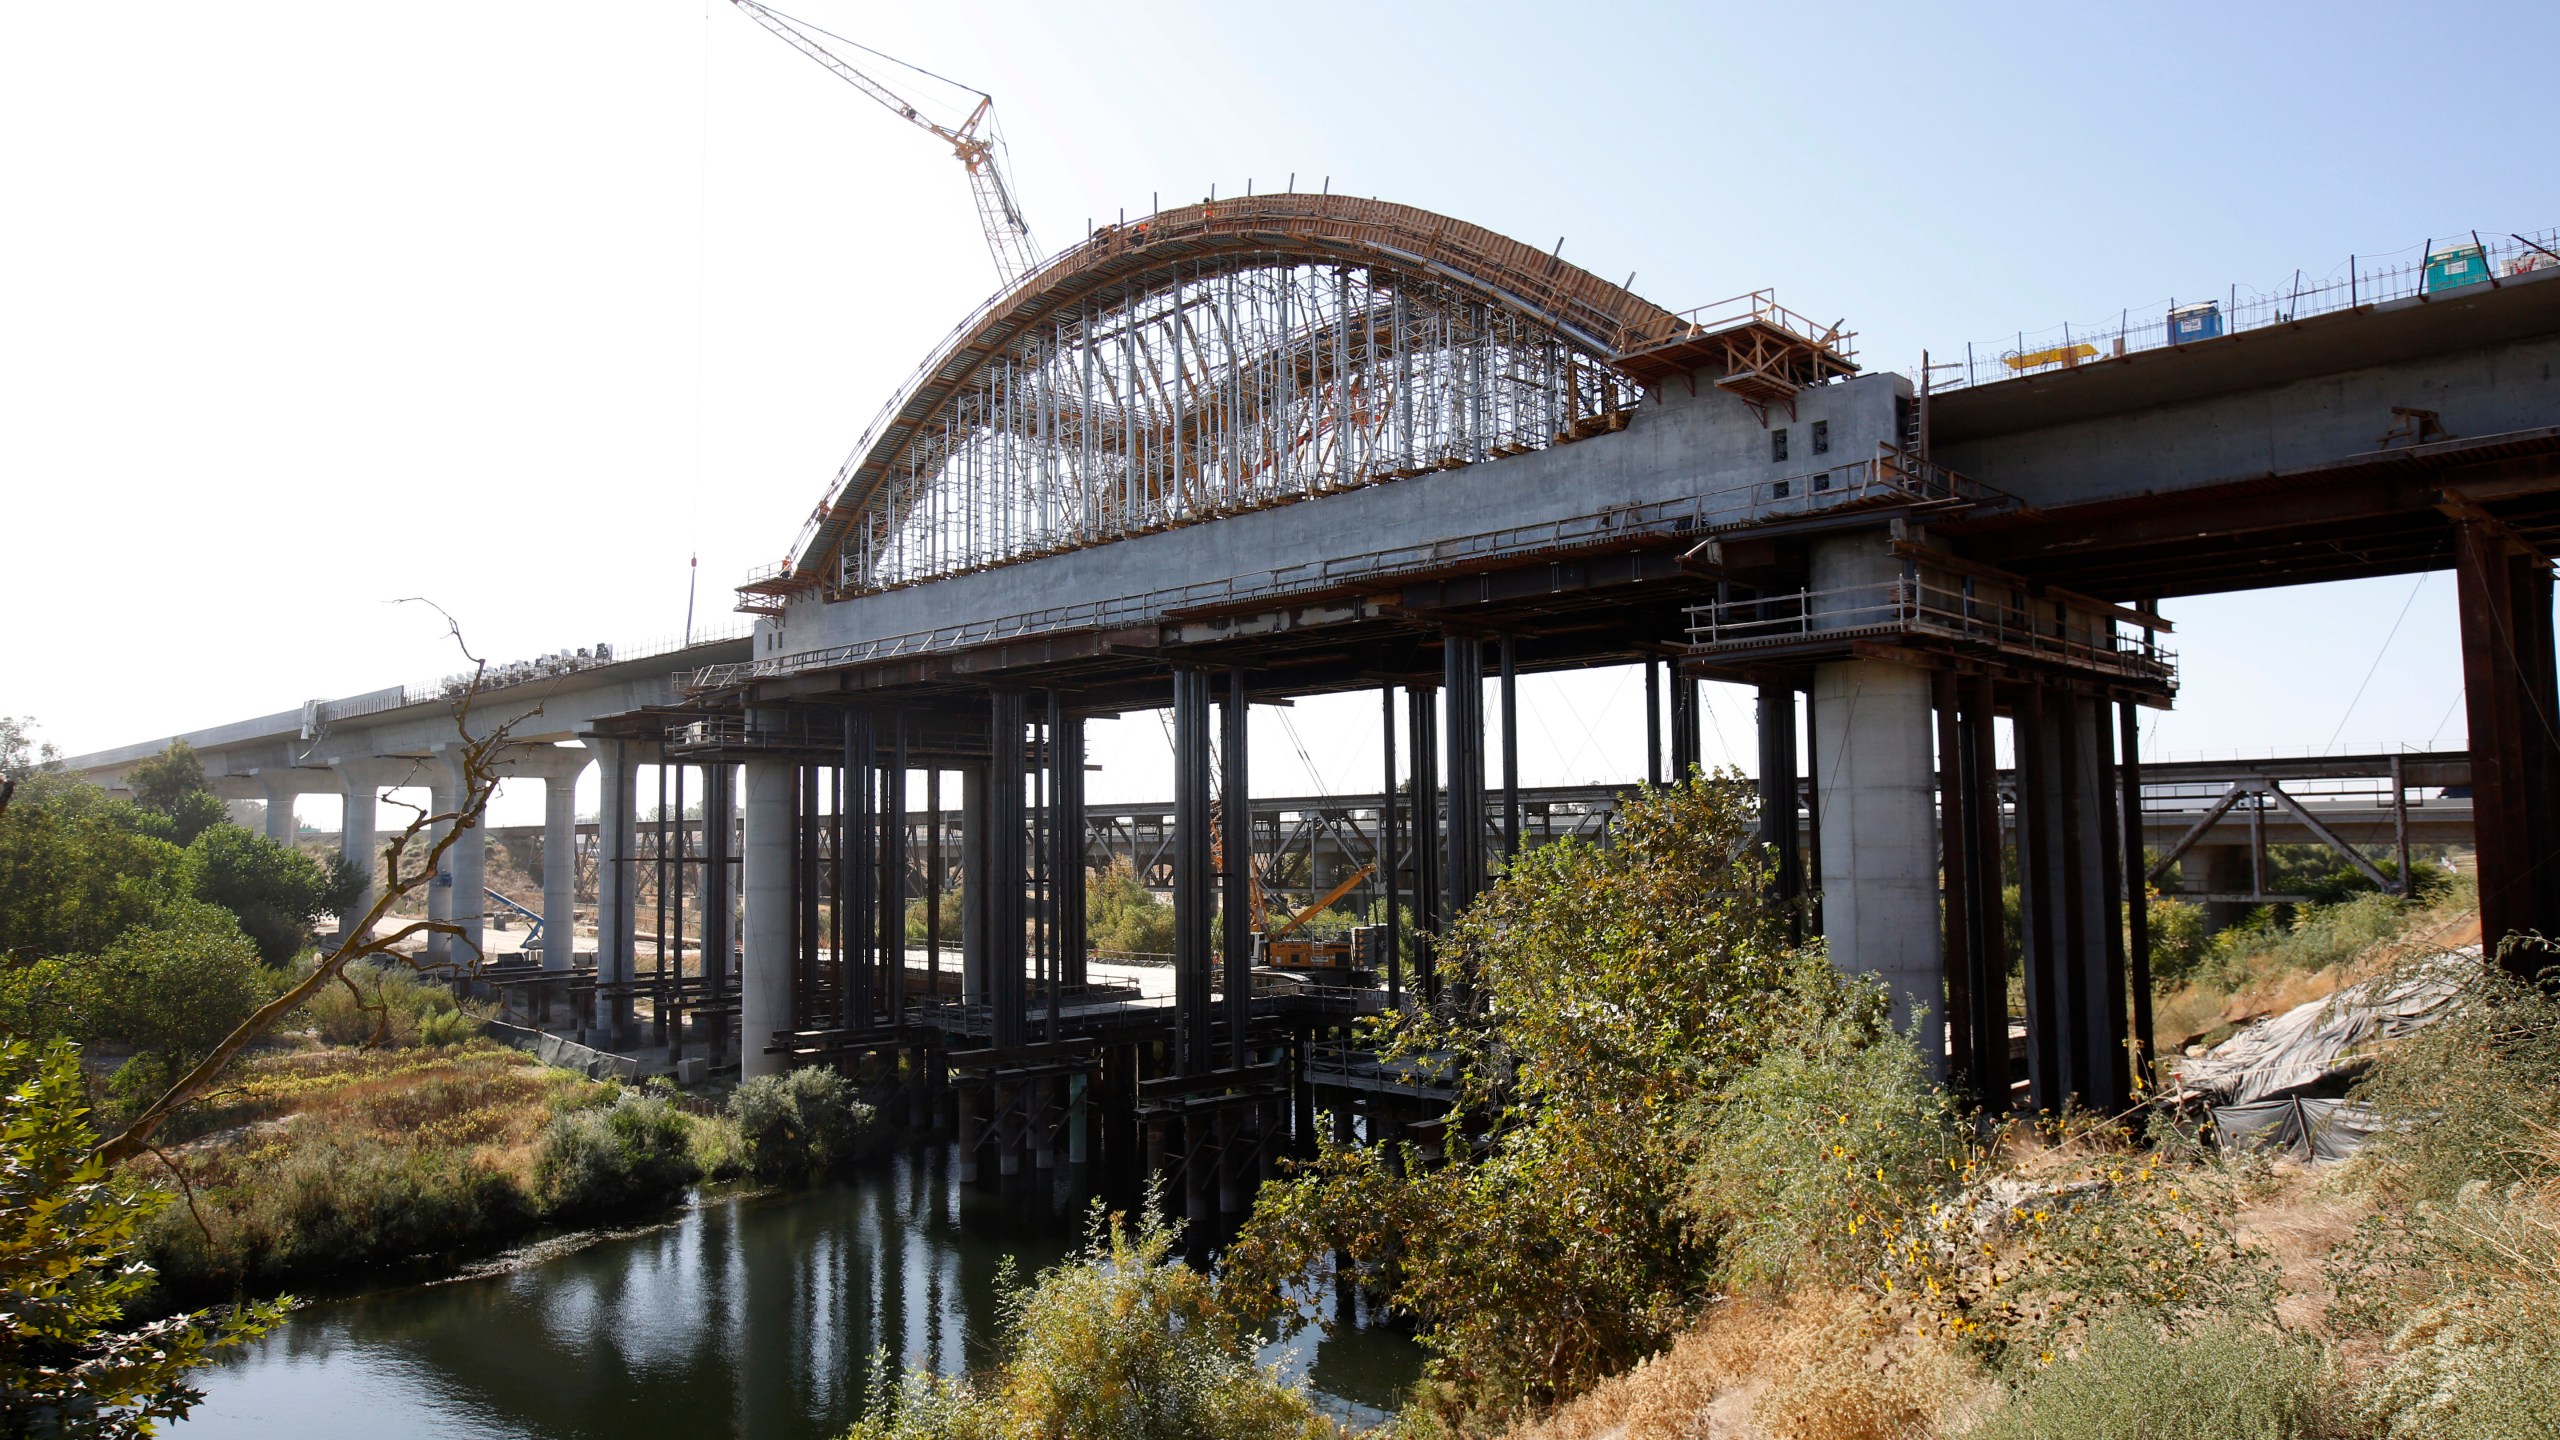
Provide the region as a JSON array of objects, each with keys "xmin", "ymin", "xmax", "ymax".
[
  {"xmin": 1932, "ymin": 225, "xmax": 2560, "ymax": 390},
  {"xmin": 1616, "ymin": 287, "xmax": 1857, "ymax": 362},
  {"xmin": 1683, "ymin": 578, "xmax": 2176, "ymax": 685}
]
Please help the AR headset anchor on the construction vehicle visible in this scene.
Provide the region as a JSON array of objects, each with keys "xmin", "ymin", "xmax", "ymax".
[
  {"xmin": 1260, "ymin": 863, "xmax": 1378, "ymax": 978},
  {"xmin": 727, "ymin": 1, "xmax": 1041, "ymax": 287}
]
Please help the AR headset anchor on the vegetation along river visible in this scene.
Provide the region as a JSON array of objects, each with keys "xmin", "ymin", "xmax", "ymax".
[{"xmin": 167, "ymin": 1143, "xmax": 1421, "ymax": 1438}]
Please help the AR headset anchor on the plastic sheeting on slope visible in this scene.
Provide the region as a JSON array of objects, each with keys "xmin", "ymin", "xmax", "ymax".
[{"xmin": 2168, "ymin": 949, "xmax": 2473, "ymax": 1108}]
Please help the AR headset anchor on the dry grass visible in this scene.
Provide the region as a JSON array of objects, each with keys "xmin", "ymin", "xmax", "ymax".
[
  {"xmin": 165, "ymin": 1042, "xmax": 578, "ymax": 1185},
  {"xmin": 2156, "ymin": 910, "xmax": 2479, "ymax": 1055},
  {"xmin": 1501, "ymin": 1290, "xmax": 1983, "ymax": 1440}
]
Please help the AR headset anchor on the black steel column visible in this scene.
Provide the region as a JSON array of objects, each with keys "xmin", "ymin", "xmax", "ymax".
[
  {"xmin": 1933, "ymin": 671, "xmax": 1973, "ymax": 1092},
  {"xmin": 924, "ymin": 768, "xmax": 943, "ymax": 994},
  {"xmin": 1408, "ymin": 683, "xmax": 1441, "ymax": 1003},
  {"xmin": 1172, "ymin": 669, "xmax": 1215, "ymax": 1074},
  {"xmin": 2015, "ymin": 685, "xmax": 2062, "ymax": 1112},
  {"xmin": 2094, "ymin": 700, "xmax": 2132, "ymax": 1110},
  {"xmin": 2118, "ymin": 702, "xmax": 2151, "ymax": 1086},
  {"xmin": 1964, "ymin": 675, "xmax": 2011, "ymax": 1110},
  {"xmin": 1643, "ymin": 660, "xmax": 1661, "ymax": 787},
  {"xmin": 1756, "ymin": 683, "xmax": 1803, "ymax": 927},
  {"xmin": 1443, "ymin": 633, "xmax": 1487, "ymax": 918},
  {"xmin": 1048, "ymin": 700, "xmax": 1086, "ymax": 991},
  {"xmin": 1498, "ymin": 636, "xmax": 1520, "ymax": 861},
  {"xmin": 1380, "ymin": 685, "xmax": 1402, "ymax": 1009},
  {"xmin": 880, "ymin": 714, "xmax": 908, "ymax": 1023},
  {"xmin": 987, "ymin": 691, "xmax": 1028, "ymax": 1051},
  {"xmin": 1669, "ymin": 665, "xmax": 1701, "ymax": 780},
  {"xmin": 843, "ymin": 713, "xmax": 878, "ymax": 1028},
  {"xmin": 1221, "ymin": 671, "xmax": 1253, "ymax": 1066},
  {"xmin": 2454, "ymin": 518, "xmax": 2560, "ymax": 973},
  {"xmin": 702, "ymin": 760, "xmax": 733, "ymax": 1069}
]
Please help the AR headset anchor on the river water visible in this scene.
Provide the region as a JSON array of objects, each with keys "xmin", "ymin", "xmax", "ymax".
[{"xmin": 169, "ymin": 1145, "xmax": 1420, "ymax": 1439}]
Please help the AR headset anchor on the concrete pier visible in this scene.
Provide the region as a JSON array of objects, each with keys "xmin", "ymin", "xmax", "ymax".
[
  {"xmin": 1807, "ymin": 536, "xmax": 1944, "ymax": 1049},
  {"xmin": 738, "ymin": 755, "xmax": 795, "ymax": 1082}
]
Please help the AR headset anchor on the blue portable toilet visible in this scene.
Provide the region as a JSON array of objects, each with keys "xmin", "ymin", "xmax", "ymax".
[
  {"xmin": 2425, "ymin": 243, "xmax": 2489, "ymax": 295},
  {"xmin": 2169, "ymin": 301, "xmax": 2222, "ymax": 343}
]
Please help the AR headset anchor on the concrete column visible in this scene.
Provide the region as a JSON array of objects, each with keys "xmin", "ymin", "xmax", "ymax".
[
  {"xmin": 435, "ymin": 746, "xmax": 487, "ymax": 967},
  {"xmin": 1808, "ymin": 535, "xmax": 1944, "ymax": 1055},
  {"xmin": 739, "ymin": 756, "xmax": 797, "ymax": 1082},
  {"xmin": 2180, "ymin": 844, "xmax": 2254, "ymax": 935},
  {"xmin": 508, "ymin": 746, "xmax": 593, "ymax": 973},
  {"xmin": 327, "ymin": 756, "xmax": 412, "ymax": 938},
  {"xmin": 580, "ymin": 736, "xmax": 640, "ymax": 1044},
  {"xmin": 256, "ymin": 775, "xmax": 301, "ymax": 845}
]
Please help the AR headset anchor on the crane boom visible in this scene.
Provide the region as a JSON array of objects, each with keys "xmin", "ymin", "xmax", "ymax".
[{"xmin": 727, "ymin": 1, "xmax": 1041, "ymax": 286}]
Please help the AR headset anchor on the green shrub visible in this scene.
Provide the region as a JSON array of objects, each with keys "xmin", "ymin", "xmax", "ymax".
[
  {"xmin": 1087, "ymin": 861, "xmax": 1175, "ymax": 955},
  {"xmin": 145, "ymin": 1134, "xmax": 532, "ymax": 1294},
  {"xmin": 2197, "ymin": 891, "xmax": 2416, "ymax": 992},
  {"xmin": 904, "ymin": 887, "xmax": 965, "ymax": 947},
  {"xmin": 1684, "ymin": 1015, "xmax": 1961, "ymax": 1295},
  {"xmin": 727, "ymin": 1067, "xmax": 879, "ymax": 1181},
  {"xmin": 300, "ymin": 960, "xmax": 465, "ymax": 1048},
  {"xmin": 0, "ymin": 1038, "xmax": 287, "ymax": 1435},
  {"xmin": 2146, "ymin": 895, "xmax": 2209, "ymax": 985},
  {"xmin": 182, "ymin": 824, "xmax": 338, "ymax": 965},
  {"xmin": 0, "ymin": 784, "xmax": 187, "ymax": 961},
  {"xmin": 0, "ymin": 900, "xmax": 274, "ymax": 1065},
  {"xmin": 533, "ymin": 1087, "xmax": 699, "ymax": 1218},
  {"xmin": 1964, "ymin": 1317, "xmax": 2344, "ymax": 1440},
  {"xmin": 1224, "ymin": 775, "xmax": 1869, "ymax": 1415},
  {"xmin": 849, "ymin": 1199, "xmax": 1333, "ymax": 1440}
]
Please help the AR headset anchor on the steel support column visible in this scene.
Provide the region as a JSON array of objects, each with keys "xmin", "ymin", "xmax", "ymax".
[
  {"xmin": 2453, "ymin": 517, "xmax": 2560, "ymax": 973},
  {"xmin": 1220, "ymin": 671, "xmax": 1253, "ymax": 1065},
  {"xmin": 987, "ymin": 691, "xmax": 1029, "ymax": 1050},
  {"xmin": 1172, "ymin": 669, "xmax": 1215, "ymax": 1073}
]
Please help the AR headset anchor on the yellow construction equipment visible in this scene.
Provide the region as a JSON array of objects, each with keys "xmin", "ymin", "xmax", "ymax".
[{"xmin": 1262, "ymin": 863, "xmax": 1376, "ymax": 974}]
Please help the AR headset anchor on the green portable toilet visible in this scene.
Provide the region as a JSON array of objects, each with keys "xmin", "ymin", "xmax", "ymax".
[{"xmin": 2425, "ymin": 243, "xmax": 2490, "ymax": 295}]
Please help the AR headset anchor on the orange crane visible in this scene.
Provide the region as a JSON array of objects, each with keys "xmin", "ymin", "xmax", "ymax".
[{"xmin": 727, "ymin": 2, "xmax": 1041, "ymax": 287}]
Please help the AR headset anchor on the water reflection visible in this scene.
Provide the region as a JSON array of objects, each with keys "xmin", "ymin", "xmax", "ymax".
[{"xmin": 174, "ymin": 1146, "xmax": 1419, "ymax": 1439}]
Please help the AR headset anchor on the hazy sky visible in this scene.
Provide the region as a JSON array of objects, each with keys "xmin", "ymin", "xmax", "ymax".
[{"xmin": 4, "ymin": 1, "xmax": 2550, "ymax": 827}]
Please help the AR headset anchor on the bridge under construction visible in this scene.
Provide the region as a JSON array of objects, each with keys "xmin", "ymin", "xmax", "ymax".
[{"xmin": 64, "ymin": 194, "xmax": 2560, "ymax": 1216}]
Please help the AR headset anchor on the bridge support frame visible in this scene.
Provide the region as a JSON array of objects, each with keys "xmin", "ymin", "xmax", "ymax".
[{"xmin": 2453, "ymin": 516, "xmax": 2560, "ymax": 973}]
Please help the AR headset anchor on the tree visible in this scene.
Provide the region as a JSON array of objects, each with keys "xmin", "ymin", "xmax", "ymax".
[
  {"xmin": 0, "ymin": 788, "xmax": 186, "ymax": 962},
  {"xmin": 121, "ymin": 745, "xmax": 206, "ymax": 820},
  {"xmin": 850, "ymin": 1197, "xmax": 1334, "ymax": 1440},
  {"xmin": 0, "ymin": 717, "xmax": 59, "ymax": 786},
  {"xmin": 1222, "ymin": 775, "xmax": 1887, "ymax": 1413},
  {"xmin": 0, "ymin": 1038, "xmax": 286, "ymax": 1436},
  {"xmin": 182, "ymin": 825, "xmax": 336, "ymax": 965},
  {"xmin": 1087, "ymin": 860, "xmax": 1175, "ymax": 955}
]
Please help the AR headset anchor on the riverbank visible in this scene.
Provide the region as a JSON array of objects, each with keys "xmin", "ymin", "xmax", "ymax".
[{"xmin": 132, "ymin": 1038, "xmax": 722, "ymax": 1308}]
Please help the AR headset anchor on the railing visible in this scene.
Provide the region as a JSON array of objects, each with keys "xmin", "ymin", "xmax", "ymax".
[
  {"xmin": 1932, "ymin": 226, "xmax": 2560, "ymax": 390},
  {"xmin": 689, "ymin": 449, "xmax": 1999, "ymax": 693},
  {"xmin": 1617, "ymin": 288, "xmax": 1857, "ymax": 362},
  {"xmin": 1683, "ymin": 577, "xmax": 2176, "ymax": 685}
]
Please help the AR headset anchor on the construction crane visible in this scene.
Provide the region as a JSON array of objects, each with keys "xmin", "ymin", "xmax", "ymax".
[{"xmin": 727, "ymin": 1, "xmax": 1041, "ymax": 287}]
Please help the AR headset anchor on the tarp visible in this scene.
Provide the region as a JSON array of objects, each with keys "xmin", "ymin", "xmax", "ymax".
[
  {"xmin": 2170, "ymin": 949, "xmax": 2473, "ymax": 1107},
  {"xmin": 2210, "ymin": 1095, "xmax": 2392, "ymax": 1163},
  {"xmin": 480, "ymin": 1019, "xmax": 642, "ymax": 1081}
]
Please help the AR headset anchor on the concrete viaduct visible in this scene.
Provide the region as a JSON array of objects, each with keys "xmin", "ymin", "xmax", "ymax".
[{"xmin": 63, "ymin": 194, "xmax": 2560, "ymax": 1202}]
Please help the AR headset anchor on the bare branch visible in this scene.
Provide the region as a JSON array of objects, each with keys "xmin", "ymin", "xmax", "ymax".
[{"xmin": 89, "ymin": 608, "xmax": 524, "ymax": 1171}]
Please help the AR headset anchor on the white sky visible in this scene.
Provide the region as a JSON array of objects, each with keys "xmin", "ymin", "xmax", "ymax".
[{"xmin": 3, "ymin": 1, "xmax": 2549, "ymax": 829}]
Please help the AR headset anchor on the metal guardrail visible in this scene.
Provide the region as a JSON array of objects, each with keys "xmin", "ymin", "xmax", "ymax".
[
  {"xmin": 1932, "ymin": 226, "xmax": 2560, "ymax": 390},
  {"xmin": 1684, "ymin": 577, "xmax": 2176, "ymax": 685}
]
